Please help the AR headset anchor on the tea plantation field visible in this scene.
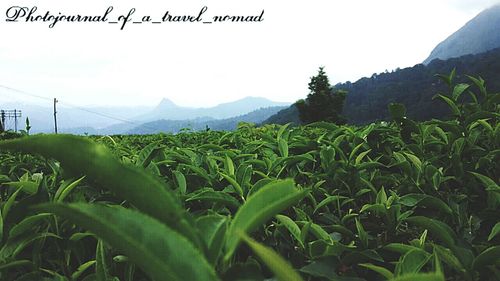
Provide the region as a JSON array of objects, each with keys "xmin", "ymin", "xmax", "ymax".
[{"xmin": 0, "ymin": 76, "xmax": 498, "ymax": 280}]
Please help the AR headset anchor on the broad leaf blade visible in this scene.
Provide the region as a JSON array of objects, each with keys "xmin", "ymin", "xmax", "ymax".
[
  {"xmin": 405, "ymin": 216, "xmax": 456, "ymax": 248},
  {"xmin": 472, "ymin": 246, "xmax": 500, "ymax": 269},
  {"xmin": 488, "ymin": 223, "xmax": 500, "ymax": 241},
  {"xmin": 388, "ymin": 272, "xmax": 444, "ymax": 281},
  {"xmin": 240, "ymin": 232, "xmax": 304, "ymax": 281},
  {"xmin": 359, "ymin": 263, "xmax": 394, "ymax": 280},
  {"xmin": 36, "ymin": 203, "xmax": 219, "ymax": 281},
  {"xmin": 225, "ymin": 179, "xmax": 308, "ymax": 261},
  {"xmin": 0, "ymin": 135, "xmax": 201, "ymax": 248}
]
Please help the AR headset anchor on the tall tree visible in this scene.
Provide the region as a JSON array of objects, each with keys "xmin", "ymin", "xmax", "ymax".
[{"xmin": 296, "ymin": 67, "xmax": 347, "ymax": 124}]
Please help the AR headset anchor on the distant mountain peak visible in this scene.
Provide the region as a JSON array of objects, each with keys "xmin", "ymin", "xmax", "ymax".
[
  {"xmin": 240, "ymin": 96, "xmax": 270, "ymax": 101},
  {"xmin": 423, "ymin": 5, "xmax": 500, "ymax": 64},
  {"xmin": 139, "ymin": 96, "xmax": 291, "ymax": 121},
  {"xmin": 156, "ymin": 98, "xmax": 178, "ymax": 109}
]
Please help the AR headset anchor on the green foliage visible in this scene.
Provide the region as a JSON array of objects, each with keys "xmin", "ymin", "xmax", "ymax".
[
  {"xmin": 296, "ymin": 67, "xmax": 347, "ymax": 124},
  {"xmin": 24, "ymin": 118, "xmax": 31, "ymax": 136},
  {"xmin": 240, "ymin": 232, "xmax": 304, "ymax": 281},
  {"xmin": 0, "ymin": 72, "xmax": 498, "ymax": 280},
  {"xmin": 36, "ymin": 203, "xmax": 219, "ymax": 281}
]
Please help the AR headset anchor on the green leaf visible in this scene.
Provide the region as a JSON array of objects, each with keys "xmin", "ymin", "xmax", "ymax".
[
  {"xmin": 452, "ymin": 83, "xmax": 470, "ymax": 101},
  {"xmin": 187, "ymin": 189, "xmax": 241, "ymax": 209},
  {"xmin": 398, "ymin": 194, "xmax": 452, "ymax": 215},
  {"xmin": 388, "ymin": 103, "xmax": 407, "ymax": 121},
  {"xmin": 314, "ymin": 196, "xmax": 348, "ymax": 214},
  {"xmin": 2, "ymin": 187, "xmax": 22, "ymax": 220},
  {"xmin": 355, "ymin": 218, "xmax": 368, "ymax": 248},
  {"xmin": 396, "ymin": 249, "xmax": 431, "ymax": 275},
  {"xmin": 96, "ymin": 240, "xmax": 110, "ymax": 281},
  {"xmin": 469, "ymin": 172, "xmax": 499, "ymax": 190},
  {"xmin": 3, "ymin": 181, "xmax": 38, "ymax": 195},
  {"xmin": 466, "ymin": 75, "xmax": 486, "ymax": 97},
  {"xmin": 403, "ymin": 152, "xmax": 422, "ymax": 173},
  {"xmin": 349, "ymin": 142, "xmax": 366, "ymax": 164},
  {"xmin": 300, "ymin": 257, "xmax": 365, "ymax": 281},
  {"xmin": 9, "ymin": 213, "xmax": 52, "ymax": 238},
  {"xmin": 0, "ymin": 208, "xmax": 3, "ymax": 242},
  {"xmin": 384, "ymin": 243, "xmax": 422, "ymax": 255},
  {"xmin": 180, "ymin": 164, "xmax": 212, "ymax": 184},
  {"xmin": 0, "ymin": 260, "xmax": 34, "ymax": 271},
  {"xmin": 432, "ymin": 94, "xmax": 460, "ymax": 116},
  {"xmin": 359, "ymin": 263, "xmax": 394, "ymax": 280},
  {"xmin": 432, "ymin": 244, "xmax": 465, "ymax": 273},
  {"xmin": 472, "ymin": 246, "xmax": 500, "ymax": 269},
  {"xmin": 225, "ymin": 155, "xmax": 235, "ymax": 176},
  {"xmin": 55, "ymin": 176, "xmax": 85, "ymax": 202},
  {"xmin": 196, "ymin": 215, "xmax": 228, "ymax": 265},
  {"xmin": 239, "ymin": 232, "xmax": 304, "ymax": 281},
  {"xmin": 36, "ymin": 203, "xmax": 219, "ymax": 281},
  {"xmin": 0, "ymin": 135, "xmax": 201, "ymax": 248},
  {"xmin": 308, "ymin": 223, "xmax": 334, "ymax": 243},
  {"xmin": 69, "ymin": 232, "xmax": 95, "ymax": 241},
  {"xmin": 436, "ymin": 69, "xmax": 455, "ymax": 87},
  {"xmin": 405, "ymin": 217, "xmax": 456, "ymax": 248},
  {"xmin": 355, "ymin": 149, "xmax": 372, "ymax": 166},
  {"xmin": 0, "ymin": 232, "xmax": 61, "ymax": 261},
  {"xmin": 488, "ymin": 222, "xmax": 500, "ymax": 241},
  {"xmin": 300, "ymin": 222, "xmax": 312, "ymax": 245},
  {"xmin": 173, "ymin": 171, "xmax": 187, "ymax": 195},
  {"xmin": 376, "ymin": 187, "xmax": 388, "ymax": 205},
  {"xmin": 219, "ymin": 172, "xmax": 243, "ymax": 198},
  {"xmin": 388, "ymin": 272, "xmax": 444, "ymax": 281},
  {"xmin": 136, "ymin": 142, "xmax": 162, "ymax": 168},
  {"xmin": 276, "ymin": 215, "xmax": 304, "ymax": 249},
  {"xmin": 225, "ymin": 179, "xmax": 308, "ymax": 261},
  {"xmin": 277, "ymin": 123, "xmax": 291, "ymax": 141},
  {"xmin": 278, "ymin": 138, "xmax": 289, "ymax": 158},
  {"xmin": 71, "ymin": 260, "xmax": 96, "ymax": 281},
  {"xmin": 360, "ymin": 203, "xmax": 387, "ymax": 216}
]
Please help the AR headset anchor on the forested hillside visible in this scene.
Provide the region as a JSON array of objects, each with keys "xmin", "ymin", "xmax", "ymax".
[{"xmin": 265, "ymin": 47, "xmax": 500, "ymax": 125}]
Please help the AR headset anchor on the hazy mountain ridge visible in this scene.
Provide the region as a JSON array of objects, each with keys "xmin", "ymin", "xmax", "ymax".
[
  {"xmin": 1, "ymin": 97, "xmax": 290, "ymax": 134},
  {"xmin": 424, "ymin": 4, "xmax": 500, "ymax": 64},
  {"xmin": 129, "ymin": 106, "xmax": 287, "ymax": 134},
  {"xmin": 137, "ymin": 96, "xmax": 290, "ymax": 121}
]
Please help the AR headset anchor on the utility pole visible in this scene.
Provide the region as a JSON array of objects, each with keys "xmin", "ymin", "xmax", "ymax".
[
  {"xmin": 0, "ymin": 110, "xmax": 5, "ymax": 132},
  {"xmin": 14, "ymin": 109, "xmax": 17, "ymax": 132},
  {"xmin": 53, "ymin": 98, "xmax": 58, "ymax": 134}
]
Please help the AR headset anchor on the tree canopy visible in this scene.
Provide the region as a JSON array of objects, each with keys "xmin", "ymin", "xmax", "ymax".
[{"xmin": 296, "ymin": 67, "xmax": 347, "ymax": 124}]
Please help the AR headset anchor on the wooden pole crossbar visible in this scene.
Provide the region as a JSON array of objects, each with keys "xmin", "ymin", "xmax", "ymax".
[{"xmin": 0, "ymin": 109, "xmax": 22, "ymax": 132}]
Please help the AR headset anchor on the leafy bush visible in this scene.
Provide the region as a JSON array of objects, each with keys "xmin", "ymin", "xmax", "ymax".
[{"xmin": 0, "ymin": 73, "xmax": 498, "ymax": 281}]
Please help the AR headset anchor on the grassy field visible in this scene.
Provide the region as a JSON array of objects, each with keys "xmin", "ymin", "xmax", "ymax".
[{"xmin": 0, "ymin": 75, "xmax": 498, "ymax": 280}]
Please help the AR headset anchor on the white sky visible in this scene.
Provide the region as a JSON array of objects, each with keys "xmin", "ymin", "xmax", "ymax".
[{"xmin": 0, "ymin": 0, "xmax": 499, "ymax": 107}]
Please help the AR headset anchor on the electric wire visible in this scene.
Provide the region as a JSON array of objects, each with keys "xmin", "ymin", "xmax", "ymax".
[{"xmin": 0, "ymin": 84, "xmax": 158, "ymax": 132}]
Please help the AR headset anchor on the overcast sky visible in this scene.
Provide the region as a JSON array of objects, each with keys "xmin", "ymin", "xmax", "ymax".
[{"xmin": 1, "ymin": 0, "xmax": 499, "ymax": 107}]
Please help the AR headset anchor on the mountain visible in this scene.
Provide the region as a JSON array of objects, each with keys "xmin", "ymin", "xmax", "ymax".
[
  {"xmin": 264, "ymin": 47, "xmax": 500, "ymax": 125},
  {"xmin": 424, "ymin": 4, "xmax": 500, "ymax": 64},
  {"xmin": 0, "ymin": 102, "xmax": 152, "ymax": 133},
  {"xmin": 1, "ymin": 96, "xmax": 290, "ymax": 134},
  {"xmin": 262, "ymin": 105, "xmax": 301, "ymax": 125},
  {"xmin": 129, "ymin": 106, "xmax": 287, "ymax": 134},
  {"xmin": 137, "ymin": 97, "xmax": 290, "ymax": 121}
]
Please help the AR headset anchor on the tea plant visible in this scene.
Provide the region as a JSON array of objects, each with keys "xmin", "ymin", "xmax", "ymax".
[{"xmin": 0, "ymin": 73, "xmax": 498, "ymax": 280}]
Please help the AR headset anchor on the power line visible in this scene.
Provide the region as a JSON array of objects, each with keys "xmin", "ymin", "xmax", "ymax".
[{"xmin": 0, "ymin": 84, "xmax": 157, "ymax": 131}]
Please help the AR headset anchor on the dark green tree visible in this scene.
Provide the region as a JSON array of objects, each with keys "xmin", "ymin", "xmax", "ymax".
[{"xmin": 296, "ymin": 67, "xmax": 347, "ymax": 124}]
